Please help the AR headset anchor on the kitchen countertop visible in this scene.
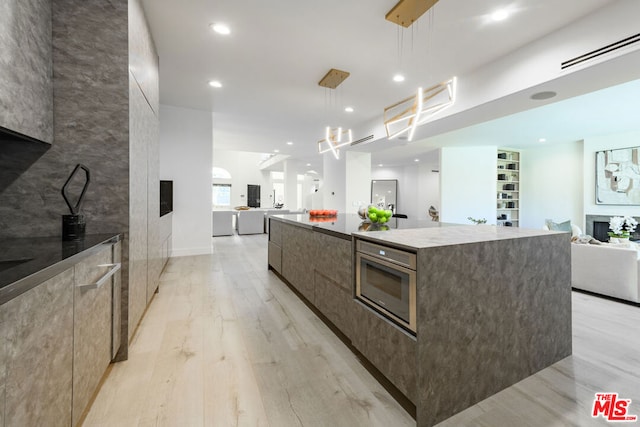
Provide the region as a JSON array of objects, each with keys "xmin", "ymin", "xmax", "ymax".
[
  {"xmin": 272, "ymin": 213, "xmax": 563, "ymax": 249},
  {"xmin": 355, "ymin": 223, "xmax": 560, "ymax": 251},
  {"xmin": 272, "ymin": 213, "xmax": 456, "ymax": 240},
  {"xmin": 0, "ymin": 234, "xmax": 121, "ymax": 305}
]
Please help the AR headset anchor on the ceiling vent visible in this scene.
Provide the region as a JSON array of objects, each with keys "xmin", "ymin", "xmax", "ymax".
[
  {"xmin": 350, "ymin": 134, "xmax": 374, "ymax": 146},
  {"xmin": 561, "ymin": 33, "xmax": 640, "ymax": 70}
]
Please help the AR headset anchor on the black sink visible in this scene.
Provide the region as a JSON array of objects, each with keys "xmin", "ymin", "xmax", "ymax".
[{"xmin": 0, "ymin": 258, "xmax": 33, "ymax": 273}]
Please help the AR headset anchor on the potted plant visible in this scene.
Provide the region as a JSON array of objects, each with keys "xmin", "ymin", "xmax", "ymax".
[
  {"xmin": 608, "ymin": 216, "xmax": 638, "ymax": 242},
  {"xmin": 468, "ymin": 216, "xmax": 487, "ymax": 225}
]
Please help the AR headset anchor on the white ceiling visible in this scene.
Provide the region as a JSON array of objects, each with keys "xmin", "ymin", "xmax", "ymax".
[{"xmin": 141, "ymin": 0, "xmax": 639, "ymax": 174}]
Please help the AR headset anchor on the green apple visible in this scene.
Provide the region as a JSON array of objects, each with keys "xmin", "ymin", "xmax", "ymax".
[
  {"xmin": 379, "ymin": 216, "xmax": 387, "ymax": 224},
  {"xmin": 369, "ymin": 212, "xmax": 378, "ymax": 222},
  {"xmin": 384, "ymin": 210, "xmax": 392, "ymax": 218}
]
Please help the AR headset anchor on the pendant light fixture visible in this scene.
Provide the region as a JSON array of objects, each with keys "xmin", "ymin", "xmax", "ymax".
[
  {"xmin": 384, "ymin": 76, "xmax": 457, "ymax": 141},
  {"xmin": 317, "ymin": 68, "xmax": 352, "ymax": 160},
  {"xmin": 383, "ymin": 0, "xmax": 457, "ymax": 142}
]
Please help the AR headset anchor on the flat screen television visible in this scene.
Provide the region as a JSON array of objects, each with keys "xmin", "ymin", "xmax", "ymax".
[{"xmin": 160, "ymin": 180, "xmax": 173, "ymax": 216}]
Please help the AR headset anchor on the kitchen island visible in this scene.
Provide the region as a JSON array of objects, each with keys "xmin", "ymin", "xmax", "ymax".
[{"xmin": 268, "ymin": 214, "xmax": 571, "ymax": 427}]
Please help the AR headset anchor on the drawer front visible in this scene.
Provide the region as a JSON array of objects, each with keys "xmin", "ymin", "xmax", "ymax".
[{"xmin": 269, "ymin": 218, "xmax": 283, "ymax": 246}]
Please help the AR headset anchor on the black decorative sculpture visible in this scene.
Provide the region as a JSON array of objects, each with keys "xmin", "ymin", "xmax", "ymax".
[{"xmin": 61, "ymin": 164, "xmax": 91, "ymax": 241}]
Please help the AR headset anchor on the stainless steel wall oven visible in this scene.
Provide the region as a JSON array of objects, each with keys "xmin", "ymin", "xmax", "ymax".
[{"xmin": 355, "ymin": 240, "xmax": 416, "ymax": 334}]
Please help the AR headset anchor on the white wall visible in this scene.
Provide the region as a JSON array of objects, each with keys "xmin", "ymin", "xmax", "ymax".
[
  {"xmin": 583, "ymin": 130, "xmax": 640, "ymax": 218},
  {"xmin": 440, "ymin": 146, "xmax": 496, "ymax": 224},
  {"xmin": 418, "ymin": 162, "xmax": 441, "ymax": 221},
  {"xmin": 159, "ymin": 105, "xmax": 213, "ymax": 256},
  {"xmin": 212, "ymin": 150, "xmax": 271, "ymax": 208},
  {"xmin": 371, "ymin": 162, "xmax": 440, "ymax": 220},
  {"xmin": 520, "ymin": 141, "xmax": 584, "ymax": 229},
  {"xmin": 345, "ymin": 152, "xmax": 371, "ymax": 214},
  {"xmin": 321, "ymin": 153, "xmax": 347, "ymax": 211}
]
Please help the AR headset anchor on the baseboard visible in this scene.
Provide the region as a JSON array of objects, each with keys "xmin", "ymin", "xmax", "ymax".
[{"xmin": 170, "ymin": 246, "xmax": 212, "ymax": 257}]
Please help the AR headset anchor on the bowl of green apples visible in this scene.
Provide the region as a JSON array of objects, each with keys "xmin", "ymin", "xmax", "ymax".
[{"xmin": 367, "ymin": 205, "xmax": 392, "ymax": 224}]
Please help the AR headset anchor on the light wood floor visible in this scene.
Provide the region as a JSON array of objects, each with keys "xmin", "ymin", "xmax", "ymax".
[{"xmin": 83, "ymin": 234, "xmax": 640, "ymax": 427}]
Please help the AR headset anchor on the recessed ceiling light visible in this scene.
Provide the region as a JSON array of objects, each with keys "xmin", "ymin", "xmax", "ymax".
[
  {"xmin": 306, "ymin": 163, "xmax": 311, "ymax": 167},
  {"xmin": 378, "ymin": 163, "xmax": 383, "ymax": 167},
  {"xmin": 491, "ymin": 9, "xmax": 509, "ymax": 21},
  {"xmin": 210, "ymin": 23, "xmax": 231, "ymax": 35},
  {"xmin": 414, "ymin": 159, "xmax": 420, "ymax": 162},
  {"xmin": 530, "ymin": 91, "xmax": 557, "ymax": 100},
  {"xmin": 344, "ymin": 106, "xmax": 354, "ymax": 113},
  {"xmin": 393, "ymin": 74, "xmax": 405, "ymax": 83},
  {"xmin": 538, "ymin": 138, "xmax": 547, "ymax": 143},
  {"xmin": 208, "ymin": 80, "xmax": 222, "ymax": 88},
  {"xmin": 286, "ymin": 141, "xmax": 293, "ymax": 145},
  {"xmin": 274, "ymin": 149, "xmax": 280, "ymax": 153}
]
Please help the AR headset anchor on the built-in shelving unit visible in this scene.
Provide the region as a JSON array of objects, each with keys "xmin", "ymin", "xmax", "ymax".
[{"xmin": 497, "ymin": 149, "xmax": 520, "ymax": 227}]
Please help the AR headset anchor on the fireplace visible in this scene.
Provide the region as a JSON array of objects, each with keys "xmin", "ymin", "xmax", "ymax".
[
  {"xmin": 592, "ymin": 221, "xmax": 610, "ymax": 242},
  {"xmin": 586, "ymin": 214, "xmax": 640, "ymax": 242}
]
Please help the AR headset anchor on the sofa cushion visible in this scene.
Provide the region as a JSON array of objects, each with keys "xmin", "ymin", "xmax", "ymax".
[{"xmin": 546, "ymin": 219, "xmax": 572, "ymax": 232}]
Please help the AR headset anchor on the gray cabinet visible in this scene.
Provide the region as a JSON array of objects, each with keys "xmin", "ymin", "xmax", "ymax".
[
  {"xmin": 268, "ymin": 218, "xmax": 283, "ymax": 274},
  {"xmin": 281, "ymin": 223, "xmax": 315, "ymax": 302},
  {"xmin": 1, "ymin": 268, "xmax": 74, "ymax": 427},
  {"xmin": 0, "ymin": 0, "xmax": 53, "ymax": 143},
  {"xmin": 159, "ymin": 212, "xmax": 172, "ymax": 271},
  {"xmin": 72, "ymin": 243, "xmax": 119, "ymax": 426}
]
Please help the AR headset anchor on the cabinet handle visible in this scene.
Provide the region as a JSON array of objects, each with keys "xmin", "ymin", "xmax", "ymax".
[{"xmin": 79, "ymin": 263, "xmax": 121, "ymax": 290}]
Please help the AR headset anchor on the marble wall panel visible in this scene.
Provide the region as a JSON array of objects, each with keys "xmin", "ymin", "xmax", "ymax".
[
  {"xmin": 350, "ymin": 302, "xmax": 418, "ymax": 403},
  {"xmin": 2, "ymin": 268, "xmax": 74, "ymax": 426},
  {"xmin": 0, "ymin": 0, "xmax": 54, "ymax": 144},
  {"xmin": 312, "ymin": 232, "xmax": 352, "ymax": 291},
  {"xmin": 72, "ymin": 245, "xmax": 113, "ymax": 425},
  {"xmin": 416, "ymin": 234, "xmax": 572, "ymax": 426}
]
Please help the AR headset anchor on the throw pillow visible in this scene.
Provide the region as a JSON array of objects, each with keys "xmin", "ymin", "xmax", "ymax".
[{"xmin": 546, "ymin": 219, "xmax": 572, "ymax": 232}]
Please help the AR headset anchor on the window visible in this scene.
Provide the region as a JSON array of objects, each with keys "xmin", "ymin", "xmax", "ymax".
[{"xmin": 212, "ymin": 184, "xmax": 231, "ymax": 207}]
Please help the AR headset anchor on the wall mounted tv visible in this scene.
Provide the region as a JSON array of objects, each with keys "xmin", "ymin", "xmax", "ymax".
[{"xmin": 160, "ymin": 180, "xmax": 173, "ymax": 216}]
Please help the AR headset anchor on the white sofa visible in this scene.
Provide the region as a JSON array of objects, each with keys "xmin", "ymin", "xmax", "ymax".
[
  {"xmin": 212, "ymin": 210, "xmax": 235, "ymax": 236},
  {"xmin": 237, "ymin": 209, "xmax": 266, "ymax": 235},
  {"xmin": 571, "ymin": 243, "xmax": 640, "ymax": 303}
]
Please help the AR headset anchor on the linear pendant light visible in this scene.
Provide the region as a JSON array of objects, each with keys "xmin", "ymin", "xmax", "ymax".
[
  {"xmin": 384, "ymin": 76, "xmax": 457, "ymax": 141},
  {"xmin": 317, "ymin": 127, "xmax": 353, "ymax": 160}
]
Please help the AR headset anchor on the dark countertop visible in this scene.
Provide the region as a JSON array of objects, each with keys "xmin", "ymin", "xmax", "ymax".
[
  {"xmin": 271, "ymin": 213, "xmax": 458, "ymax": 240},
  {"xmin": 0, "ymin": 234, "xmax": 121, "ymax": 305}
]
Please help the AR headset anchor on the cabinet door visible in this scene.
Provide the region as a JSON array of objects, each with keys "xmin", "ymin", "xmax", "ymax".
[
  {"xmin": 72, "ymin": 244, "xmax": 114, "ymax": 426},
  {"xmin": 281, "ymin": 223, "xmax": 315, "ymax": 302},
  {"xmin": 0, "ymin": 0, "xmax": 53, "ymax": 143},
  {"xmin": 1, "ymin": 268, "xmax": 74, "ymax": 427}
]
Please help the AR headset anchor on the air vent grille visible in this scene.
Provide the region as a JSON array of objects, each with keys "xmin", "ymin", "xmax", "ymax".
[
  {"xmin": 350, "ymin": 135, "xmax": 374, "ymax": 146},
  {"xmin": 561, "ymin": 33, "xmax": 640, "ymax": 70}
]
